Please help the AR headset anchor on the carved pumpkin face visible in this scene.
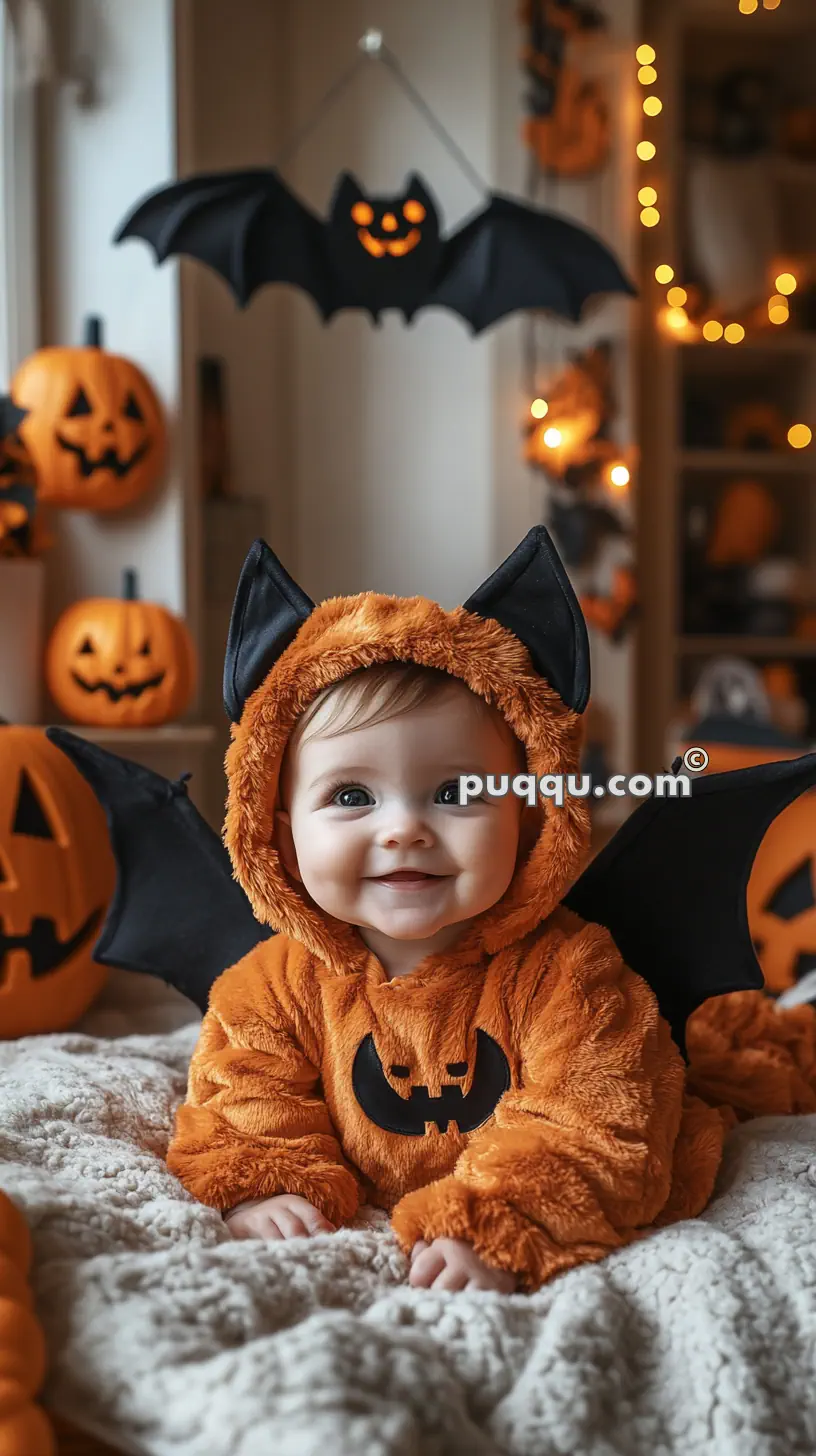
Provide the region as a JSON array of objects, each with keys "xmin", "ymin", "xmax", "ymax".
[
  {"xmin": 46, "ymin": 586, "xmax": 196, "ymax": 728},
  {"xmin": 329, "ymin": 173, "xmax": 442, "ymax": 318},
  {"xmin": 748, "ymin": 791, "xmax": 816, "ymax": 997},
  {"xmin": 0, "ymin": 726, "xmax": 114, "ymax": 1038},
  {"xmin": 352, "ymin": 1029, "xmax": 510, "ymax": 1136},
  {"xmin": 11, "ymin": 320, "xmax": 166, "ymax": 512}
]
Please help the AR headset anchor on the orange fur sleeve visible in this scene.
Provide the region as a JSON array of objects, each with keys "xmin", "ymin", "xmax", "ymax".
[
  {"xmin": 390, "ymin": 923, "xmax": 718, "ymax": 1291},
  {"xmin": 165, "ymin": 949, "xmax": 363, "ymax": 1225}
]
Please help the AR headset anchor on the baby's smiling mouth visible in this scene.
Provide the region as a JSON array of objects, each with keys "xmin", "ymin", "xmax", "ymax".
[{"xmin": 369, "ymin": 869, "xmax": 449, "ymax": 886}]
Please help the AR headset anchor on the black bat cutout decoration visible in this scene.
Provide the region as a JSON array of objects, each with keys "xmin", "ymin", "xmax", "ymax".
[
  {"xmin": 351, "ymin": 1030, "xmax": 511, "ymax": 1136},
  {"xmin": 114, "ymin": 167, "xmax": 636, "ymax": 333}
]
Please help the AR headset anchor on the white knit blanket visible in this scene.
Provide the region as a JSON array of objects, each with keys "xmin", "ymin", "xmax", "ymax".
[{"xmin": 2, "ymin": 969, "xmax": 816, "ymax": 1456}]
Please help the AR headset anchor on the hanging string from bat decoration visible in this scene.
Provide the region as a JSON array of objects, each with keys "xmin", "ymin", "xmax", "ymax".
[
  {"xmin": 520, "ymin": 0, "xmax": 611, "ymax": 178},
  {"xmin": 113, "ymin": 30, "xmax": 635, "ymax": 334}
]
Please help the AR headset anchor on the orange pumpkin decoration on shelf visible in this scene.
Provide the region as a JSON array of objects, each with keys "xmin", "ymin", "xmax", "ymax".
[
  {"xmin": 748, "ymin": 791, "xmax": 816, "ymax": 1000},
  {"xmin": 0, "ymin": 397, "xmax": 38, "ymax": 560},
  {"xmin": 11, "ymin": 316, "xmax": 167, "ymax": 512},
  {"xmin": 0, "ymin": 1190, "xmax": 55, "ymax": 1456},
  {"xmin": 46, "ymin": 570, "xmax": 196, "ymax": 728},
  {"xmin": 0, "ymin": 724, "xmax": 114, "ymax": 1039}
]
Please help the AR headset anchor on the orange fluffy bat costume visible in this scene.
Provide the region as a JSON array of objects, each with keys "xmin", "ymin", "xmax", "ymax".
[{"xmin": 165, "ymin": 530, "xmax": 816, "ymax": 1292}]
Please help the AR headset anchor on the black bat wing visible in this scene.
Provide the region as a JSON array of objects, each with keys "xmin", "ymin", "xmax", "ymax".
[
  {"xmin": 427, "ymin": 193, "xmax": 636, "ymax": 334},
  {"xmin": 46, "ymin": 729, "xmax": 273, "ymax": 1013},
  {"xmin": 114, "ymin": 167, "xmax": 339, "ymax": 316},
  {"xmin": 564, "ymin": 753, "xmax": 816, "ymax": 1056}
]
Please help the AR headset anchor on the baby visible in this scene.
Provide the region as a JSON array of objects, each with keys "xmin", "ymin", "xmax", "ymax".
[{"xmin": 165, "ymin": 533, "xmax": 729, "ymax": 1294}]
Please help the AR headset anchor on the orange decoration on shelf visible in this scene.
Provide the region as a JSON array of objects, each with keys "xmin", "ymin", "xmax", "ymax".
[
  {"xmin": 580, "ymin": 564, "xmax": 638, "ymax": 640},
  {"xmin": 520, "ymin": 1, "xmax": 610, "ymax": 177},
  {"xmin": 748, "ymin": 791, "xmax": 816, "ymax": 997},
  {"xmin": 0, "ymin": 724, "xmax": 114, "ymax": 1040},
  {"xmin": 11, "ymin": 316, "xmax": 166, "ymax": 513},
  {"xmin": 0, "ymin": 1191, "xmax": 55, "ymax": 1456},
  {"xmin": 46, "ymin": 570, "xmax": 197, "ymax": 729}
]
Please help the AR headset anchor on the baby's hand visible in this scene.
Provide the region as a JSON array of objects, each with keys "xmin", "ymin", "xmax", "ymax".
[
  {"xmin": 409, "ymin": 1237, "xmax": 517, "ymax": 1293},
  {"xmin": 224, "ymin": 1193, "xmax": 336, "ymax": 1241}
]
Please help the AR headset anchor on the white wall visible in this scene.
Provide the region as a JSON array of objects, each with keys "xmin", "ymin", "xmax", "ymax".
[{"xmin": 39, "ymin": 0, "xmax": 185, "ymax": 623}]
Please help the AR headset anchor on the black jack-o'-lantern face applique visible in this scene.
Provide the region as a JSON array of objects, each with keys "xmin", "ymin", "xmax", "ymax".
[
  {"xmin": 329, "ymin": 172, "xmax": 443, "ymax": 320},
  {"xmin": 352, "ymin": 1029, "xmax": 510, "ymax": 1136}
]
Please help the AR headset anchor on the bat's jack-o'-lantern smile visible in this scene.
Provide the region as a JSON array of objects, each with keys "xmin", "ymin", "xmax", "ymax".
[{"xmin": 352, "ymin": 199, "xmax": 426, "ymax": 258}]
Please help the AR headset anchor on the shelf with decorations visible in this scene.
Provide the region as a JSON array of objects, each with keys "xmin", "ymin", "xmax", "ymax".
[{"xmin": 637, "ymin": 0, "xmax": 816, "ymax": 770}]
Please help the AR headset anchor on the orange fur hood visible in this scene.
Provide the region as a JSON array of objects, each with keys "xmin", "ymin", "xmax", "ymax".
[{"xmin": 223, "ymin": 532, "xmax": 592, "ymax": 975}]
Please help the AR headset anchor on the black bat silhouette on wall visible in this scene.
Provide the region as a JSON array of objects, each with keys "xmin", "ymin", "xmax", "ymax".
[{"xmin": 114, "ymin": 168, "xmax": 636, "ymax": 333}]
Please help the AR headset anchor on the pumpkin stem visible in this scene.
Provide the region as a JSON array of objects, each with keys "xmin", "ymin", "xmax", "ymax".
[
  {"xmin": 122, "ymin": 568, "xmax": 139, "ymax": 601},
  {"xmin": 84, "ymin": 316, "xmax": 104, "ymax": 348}
]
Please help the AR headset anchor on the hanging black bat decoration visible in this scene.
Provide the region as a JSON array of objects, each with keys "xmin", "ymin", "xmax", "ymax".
[{"xmin": 113, "ymin": 168, "xmax": 636, "ymax": 333}]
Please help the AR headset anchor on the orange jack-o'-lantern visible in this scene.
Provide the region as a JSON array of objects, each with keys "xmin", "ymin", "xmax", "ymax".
[
  {"xmin": 748, "ymin": 790, "xmax": 816, "ymax": 998},
  {"xmin": 0, "ymin": 1190, "xmax": 56, "ymax": 1454},
  {"xmin": 0, "ymin": 724, "xmax": 114, "ymax": 1038},
  {"xmin": 46, "ymin": 570, "xmax": 196, "ymax": 728},
  {"xmin": 11, "ymin": 316, "xmax": 167, "ymax": 512}
]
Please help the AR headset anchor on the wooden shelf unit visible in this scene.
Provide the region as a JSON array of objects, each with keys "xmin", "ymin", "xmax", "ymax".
[{"xmin": 636, "ymin": 0, "xmax": 816, "ymax": 770}]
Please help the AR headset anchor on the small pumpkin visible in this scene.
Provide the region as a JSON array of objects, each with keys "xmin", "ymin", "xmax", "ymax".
[
  {"xmin": 724, "ymin": 401, "xmax": 787, "ymax": 453},
  {"xmin": 11, "ymin": 316, "xmax": 166, "ymax": 512},
  {"xmin": 0, "ymin": 724, "xmax": 114, "ymax": 1039},
  {"xmin": 0, "ymin": 1191, "xmax": 55, "ymax": 1456},
  {"xmin": 748, "ymin": 790, "xmax": 816, "ymax": 997},
  {"xmin": 46, "ymin": 570, "xmax": 196, "ymax": 728}
]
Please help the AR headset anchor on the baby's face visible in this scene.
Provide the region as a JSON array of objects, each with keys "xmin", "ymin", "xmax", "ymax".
[{"xmin": 275, "ymin": 685, "xmax": 524, "ymax": 945}]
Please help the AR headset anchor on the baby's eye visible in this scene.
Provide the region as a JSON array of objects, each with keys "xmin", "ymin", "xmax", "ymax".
[
  {"xmin": 435, "ymin": 780, "xmax": 462, "ymax": 806},
  {"xmin": 332, "ymin": 785, "xmax": 374, "ymax": 808}
]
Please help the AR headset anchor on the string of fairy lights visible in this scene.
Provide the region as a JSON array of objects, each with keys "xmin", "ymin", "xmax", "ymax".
[{"xmin": 635, "ymin": 19, "xmax": 813, "ymax": 451}]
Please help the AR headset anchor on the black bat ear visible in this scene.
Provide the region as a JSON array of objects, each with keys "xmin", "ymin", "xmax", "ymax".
[
  {"xmin": 0, "ymin": 395, "xmax": 28, "ymax": 438},
  {"xmin": 331, "ymin": 171, "xmax": 368, "ymax": 217},
  {"xmin": 462, "ymin": 525, "xmax": 590, "ymax": 712},
  {"xmin": 223, "ymin": 540, "xmax": 315, "ymax": 722},
  {"xmin": 403, "ymin": 173, "xmax": 439, "ymax": 216}
]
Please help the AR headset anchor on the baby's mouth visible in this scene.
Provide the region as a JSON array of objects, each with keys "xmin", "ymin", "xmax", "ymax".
[{"xmin": 370, "ymin": 869, "xmax": 448, "ymax": 886}]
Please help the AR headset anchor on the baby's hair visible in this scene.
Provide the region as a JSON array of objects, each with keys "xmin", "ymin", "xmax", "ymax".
[{"xmin": 280, "ymin": 661, "xmax": 526, "ymax": 795}]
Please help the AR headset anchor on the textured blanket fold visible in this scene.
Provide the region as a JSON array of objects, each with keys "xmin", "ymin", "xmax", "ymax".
[{"xmin": 1, "ymin": 971, "xmax": 815, "ymax": 1456}]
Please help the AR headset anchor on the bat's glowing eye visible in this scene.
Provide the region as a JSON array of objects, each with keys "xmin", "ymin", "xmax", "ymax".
[
  {"xmin": 403, "ymin": 200, "xmax": 426, "ymax": 224},
  {"xmin": 381, "ymin": 212, "xmax": 398, "ymax": 233},
  {"xmin": 351, "ymin": 202, "xmax": 374, "ymax": 225}
]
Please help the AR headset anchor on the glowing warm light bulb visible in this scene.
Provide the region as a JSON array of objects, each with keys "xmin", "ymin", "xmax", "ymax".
[
  {"xmin": 638, "ymin": 65, "xmax": 657, "ymax": 85},
  {"xmin": 530, "ymin": 398, "xmax": 549, "ymax": 419},
  {"xmin": 543, "ymin": 427, "xmax": 562, "ymax": 449},
  {"xmin": 666, "ymin": 307, "xmax": 689, "ymax": 330},
  {"xmin": 703, "ymin": 320, "xmax": 724, "ymax": 341},
  {"xmin": 610, "ymin": 464, "xmax": 630, "ymax": 488},
  {"xmin": 643, "ymin": 96, "xmax": 663, "ymax": 116},
  {"xmin": 637, "ymin": 140, "xmax": 656, "ymax": 161},
  {"xmin": 769, "ymin": 295, "xmax": 790, "ymax": 325},
  {"xmin": 636, "ymin": 44, "xmax": 656, "ymax": 64},
  {"xmin": 724, "ymin": 323, "xmax": 745, "ymax": 343},
  {"xmin": 775, "ymin": 272, "xmax": 797, "ymax": 295},
  {"xmin": 655, "ymin": 264, "xmax": 674, "ymax": 284},
  {"xmin": 788, "ymin": 423, "xmax": 812, "ymax": 449},
  {"xmin": 738, "ymin": 0, "xmax": 758, "ymax": 12},
  {"xmin": 638, "ymin": 186, "xmax": 658, "ymax": 206},
  {"xmin": 762, "ymin": 0, "xmax": 780, "ymax": 8},
  {"xmin": 640, "ymin": 206, "xmax": 661, "ymax": 227},
  {"xmin": 667, "ymin": 286, "xmax": 688, "ymax": 307}
]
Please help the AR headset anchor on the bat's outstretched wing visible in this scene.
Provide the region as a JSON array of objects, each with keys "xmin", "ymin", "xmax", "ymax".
[
  {"xmin": 564, "ymin": 753, "xmax": 816, "ymax": 1056},
  {"xmin": 114, "ymin": 167, "xmax": 338, "ymax": 315},
  {"xmin": 428, "ymin": 193, "xmax": 636, "ymax": 333},
  {"xmin": 46, "ymin": 729, "xmax": 272, "ymax": 1012}
]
